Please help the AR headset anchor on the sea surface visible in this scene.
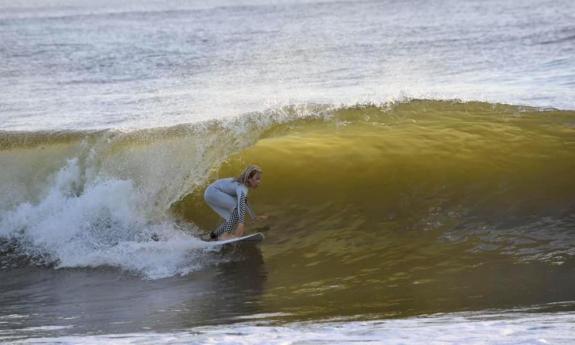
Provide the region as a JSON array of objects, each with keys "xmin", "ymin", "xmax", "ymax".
[{"xmin": 1, "ymin": 0, "xmax": 574, "ymax": 344}]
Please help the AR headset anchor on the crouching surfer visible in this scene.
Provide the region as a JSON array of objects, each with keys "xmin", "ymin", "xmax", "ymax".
[{"xmin": 203, "ymin": 165, "xmax": 266, "ymax": 241}]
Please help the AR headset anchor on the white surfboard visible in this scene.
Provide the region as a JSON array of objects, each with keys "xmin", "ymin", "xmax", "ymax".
[{"xmin": 205, "ymin": 232, "xmax": 265, "ymax": 246}]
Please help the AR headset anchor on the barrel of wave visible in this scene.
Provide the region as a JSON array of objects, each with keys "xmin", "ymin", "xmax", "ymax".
[{"xmin": 171, "ymin": 100, "xmax": 575, "ymax": 257}]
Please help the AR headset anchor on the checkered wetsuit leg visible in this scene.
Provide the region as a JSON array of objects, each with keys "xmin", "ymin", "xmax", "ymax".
[
  {"xmin": 213, "ymin": 207, "xmax": 238, "ymax": 237},
  {"xmin": 210, "ymin": 192, "xmax": 247, "ymax": 239}
]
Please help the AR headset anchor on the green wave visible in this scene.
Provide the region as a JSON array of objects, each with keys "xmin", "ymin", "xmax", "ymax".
[
  {"xmin": 175, "ymin": 100, "xmax": 575, "ymax": 264},
  {"xmin": 1, "ymin": 99, "xmax": 574, "ymax": 265},
  {"xmin": 2, "ymin": 99, "xmax": 575, "ymax": 317}
]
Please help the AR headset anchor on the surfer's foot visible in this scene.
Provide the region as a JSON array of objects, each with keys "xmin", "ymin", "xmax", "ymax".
[{"xmin": 218, "ymin": 232, "xmax": 237, "ymax": 241}]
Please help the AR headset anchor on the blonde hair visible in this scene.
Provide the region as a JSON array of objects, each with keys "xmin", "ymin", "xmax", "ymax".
[{"xmin": 235, "ymin": 165, "xmax": 263, "ymax": 185}]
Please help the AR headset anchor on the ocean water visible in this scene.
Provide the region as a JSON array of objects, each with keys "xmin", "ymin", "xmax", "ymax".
[{"xmin": 1, "ymin": 0, "xmax": 575, "ymax": 344}]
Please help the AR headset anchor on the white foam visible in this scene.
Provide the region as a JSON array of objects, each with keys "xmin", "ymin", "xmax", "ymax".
[
  {"xmin": 10, "ymin": 310, "xmax": 575, "ymax": 345},
  {"xmin": 0, "ymin": 158, "xmax": 214, "ymax": 279}
]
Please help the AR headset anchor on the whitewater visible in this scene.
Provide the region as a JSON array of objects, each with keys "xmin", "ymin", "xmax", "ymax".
[{"xmin": 1, "ymin": 0, "xmax": 574, "ymax": 343}]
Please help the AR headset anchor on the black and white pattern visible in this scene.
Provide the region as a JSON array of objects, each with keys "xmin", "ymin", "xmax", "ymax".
[{"xmin": 211, "ymin": 192, "xmax": 247, "ymax": 238}]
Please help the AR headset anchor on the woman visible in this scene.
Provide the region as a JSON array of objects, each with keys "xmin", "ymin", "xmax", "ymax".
[{"xmin": 204, "ymin": 165, "xmax": 263, "ymax": 241}]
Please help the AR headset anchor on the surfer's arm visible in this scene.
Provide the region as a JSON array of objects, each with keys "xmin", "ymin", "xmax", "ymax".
[{"xmin": 246, "ymin": 200, "xmax": 256, "ymax": 220}]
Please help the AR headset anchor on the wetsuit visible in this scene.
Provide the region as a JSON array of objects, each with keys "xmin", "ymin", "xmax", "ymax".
[{"xmin": 203, "ymin": 177, "xmax": 255, "ymax": 238}]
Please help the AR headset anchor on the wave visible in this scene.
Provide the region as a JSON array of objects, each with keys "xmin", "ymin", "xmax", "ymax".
[{"xmin": 1, "ymin": 99, "xmax": 574, "ymax": 278}]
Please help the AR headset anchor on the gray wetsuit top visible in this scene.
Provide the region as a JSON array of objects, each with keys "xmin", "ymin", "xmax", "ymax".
[{"xmin": 204, "ymin": 177, "xmax": 255, "ymax": 224}]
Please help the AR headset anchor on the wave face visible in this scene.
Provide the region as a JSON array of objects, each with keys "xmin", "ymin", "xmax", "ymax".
[
  {"xmin": 179, "ymin": 100, "xmax": 575, "ymax": 262},
  {"xmin": 1, "ymin": 99, "xmax": 575, "ymax": 316},
  {"xmin": 175, "ymin": 100, "xmax": 575, "ymax": 318}
]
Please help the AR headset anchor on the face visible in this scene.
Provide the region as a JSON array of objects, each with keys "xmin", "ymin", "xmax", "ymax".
[{"xmin": 247, "ymin": 172, "xmax": 262, "ymax": 188}]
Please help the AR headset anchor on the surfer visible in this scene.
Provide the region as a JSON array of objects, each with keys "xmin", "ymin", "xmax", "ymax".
[{"xmin": 204, "ymin": 165, "xmax": 265, "ymax": 241}]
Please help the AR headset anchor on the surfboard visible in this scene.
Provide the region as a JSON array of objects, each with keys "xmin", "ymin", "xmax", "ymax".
[{"xmin": 205, "ymin": 232, "xmax": 265, "ymax": 246}]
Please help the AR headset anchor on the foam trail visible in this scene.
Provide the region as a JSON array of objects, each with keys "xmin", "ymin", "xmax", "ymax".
[
  {"xmin": 8, "ymin": 310, "xmax": 575, "ymax": 344},
  {"xmin": 0, "ymin": 158, "xmax": 211, "ymax": 279}
]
